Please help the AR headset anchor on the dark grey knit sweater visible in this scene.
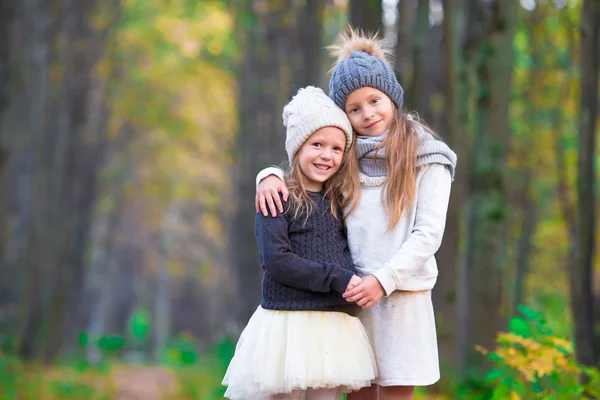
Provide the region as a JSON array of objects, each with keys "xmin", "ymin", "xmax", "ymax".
[{"xmin": 255, "ymin": 191, "xmax": 356, "ymax": 314}]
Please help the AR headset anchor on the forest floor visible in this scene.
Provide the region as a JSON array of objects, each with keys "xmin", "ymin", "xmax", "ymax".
[
  {"xmin": 111, "ymin": 366, "xmax": 178, "ymax": 400},
  {"xmin": 107, "ymin": 366, "xmax": 446, "ymax": 400}
]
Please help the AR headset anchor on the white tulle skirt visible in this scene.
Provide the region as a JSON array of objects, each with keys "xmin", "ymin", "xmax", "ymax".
[{"xmin": 222, "ymin": 306, "xmax": 378, "ymax": 400}]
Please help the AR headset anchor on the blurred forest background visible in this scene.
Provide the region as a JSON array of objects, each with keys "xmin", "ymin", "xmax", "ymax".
[{"xmin": 0, "ymin": 0, "xmax": 599, "ymax": 399}]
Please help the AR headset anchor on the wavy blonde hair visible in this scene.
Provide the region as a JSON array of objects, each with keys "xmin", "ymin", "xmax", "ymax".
[{"xmin": 285, "ymin": 135, "xmax": 361, "ymax": 223}]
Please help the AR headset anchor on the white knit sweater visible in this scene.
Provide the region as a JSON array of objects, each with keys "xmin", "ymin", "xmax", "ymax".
[{"xmin": 346, "ymin": 164, "xmax": 451, "ymax": 296}]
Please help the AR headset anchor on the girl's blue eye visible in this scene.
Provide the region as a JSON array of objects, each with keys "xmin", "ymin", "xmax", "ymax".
[
  {"xmin": 372, "ymin": 98, "xmax": 379, "ymax": 104},
  {"xmin": 313, "ymin": 142, "xmax": 321, "ymax": 147},
  {"xmin": 334, "ymin": 147, "xmax": 342, "ymax": 151}
]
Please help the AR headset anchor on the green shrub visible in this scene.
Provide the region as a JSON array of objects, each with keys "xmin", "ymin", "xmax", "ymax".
[{"xmin": 480, "ymin": 305, "xmax": 600, "ymax": 399}]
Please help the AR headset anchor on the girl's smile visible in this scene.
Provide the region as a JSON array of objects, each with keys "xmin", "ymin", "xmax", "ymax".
[
  {"xmin": 345, "ymin": 87, "xmax": 395, "ymax": 137},
  {"xmin": 365, "ymin": 119, "xmax": 382, "ymax": 129},
  {"xmin": 314, "ymin": 163, "xmax": 332, "ymax": 173},
  {"xmin": 296, "ymin": 126, "xmax": 346, "ymax": 191}
]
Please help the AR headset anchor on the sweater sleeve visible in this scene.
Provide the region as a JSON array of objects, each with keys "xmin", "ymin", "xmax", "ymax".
[
  {"xmin": 256, "ymin": 166, "xmax": 285, "ymax": 187},
  {"xmin": 255, "ymin": 210, "xmax": 354, "ymax": 294},
  {"xmin": 371, "ymin": 164, "xmax": 452, "ymax": 295}
]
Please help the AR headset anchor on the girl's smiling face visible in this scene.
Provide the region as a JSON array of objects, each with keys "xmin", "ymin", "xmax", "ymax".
[
  {"xmin": 344, "ymin": 87, "xmax": 395, "ymax": 137},
  {"xmin": 296, "ymin": 126, "xmax": 346, "ymax": 192}
]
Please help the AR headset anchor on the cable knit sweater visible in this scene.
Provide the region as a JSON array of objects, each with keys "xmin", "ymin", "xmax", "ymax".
[{"xmin": 255, "ymin": 191, "xmax": 356, "ymax": 313}]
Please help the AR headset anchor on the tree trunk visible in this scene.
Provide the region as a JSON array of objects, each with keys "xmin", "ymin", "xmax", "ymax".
[
  {"xmin": 407, "ymin": 0, "xmax": 430, "ymax": 111},
  {"xmin": 433, "ymin": 0, "xmax": 469, "ymax": 375},
  {"xmin": 84, "ymin": 130, "xmax": 131, "ymax": 361},
  {"xmin": 154, "ymin": 203, "xmax": 176, "ymax": 362},
  {"xmin": 0, "ymin": 0, "xmax": 13, "ymax": 113},
  {"xmin": 511, "ymin": 11, "xmax": 544, "ymax": 313},
  {"xmin": 0, "ymin": 0, "xmax": 113, "ymax": 361},
  {"xmin": 299, "ymin": 0, "xmax": 324, "ymax": 87},
  {"xmin": 513, "ymin": 172, "xmax": 537, "ymax": 311},
  {"xmin": 454, "ymin": 0, "xmax": 478, "ymax": 376},
  {"xmin": 394, "ymin": 0, "xmax": 415, "ymax": 85},
  {"xmin": 571, "ymin": 0, "xmax": 599, "ymax": 369},
  {"xmin": 232, "ymin": 0, "xmax": 325, "ymax": 326},
  {"xmin": 463, "ymin": 0, "xmax": 515, "ymax": 373},
  {"xmin": 348, "ymin": 0, "xmax": 383, "ymax": 34},
  {"xmin": 0, "ymin": 0, "xmax": 11, "ymax": 181}
]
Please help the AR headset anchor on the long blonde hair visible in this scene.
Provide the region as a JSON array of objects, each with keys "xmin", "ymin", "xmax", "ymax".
[
  {"xmin": 371, "ymin": 111, "xmax": 441, "ymax": 230},
  {"xmin": 285, "ymin": 136, "xmax": 361, "ymax": 223}
]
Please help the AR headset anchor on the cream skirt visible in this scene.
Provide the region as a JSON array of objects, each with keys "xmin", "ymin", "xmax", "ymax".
[{"xmin": 222, "ymin": 306, "xmax": 377, "ymax": 400}]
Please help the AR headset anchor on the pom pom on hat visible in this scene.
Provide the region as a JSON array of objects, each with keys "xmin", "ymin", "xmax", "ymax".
[{"xmin": 328, "ymin": 27, "xmax": 392, "ymax": 69}]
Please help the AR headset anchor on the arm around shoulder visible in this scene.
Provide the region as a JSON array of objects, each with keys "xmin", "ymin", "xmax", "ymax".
[{"xmin": 256, "ymin": 166, "xmax": 285, "ymax": 187}]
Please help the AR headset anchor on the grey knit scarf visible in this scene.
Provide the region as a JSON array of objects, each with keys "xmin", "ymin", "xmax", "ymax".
[{"xmin": 356, "ymin": 127, "xmax": 457, "ymax": 181}]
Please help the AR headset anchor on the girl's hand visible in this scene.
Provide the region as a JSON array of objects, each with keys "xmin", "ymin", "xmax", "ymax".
[
  {"xmin": 342, "ymin": 275, "xmax": 385, "ymax": 308},
  {"xmin": 255, "ymin": 176, "xmax": 289, "ymax": 217},
  {"xmin": 345, "ymin": 275, "xmax": 363, "ymax": 293}
]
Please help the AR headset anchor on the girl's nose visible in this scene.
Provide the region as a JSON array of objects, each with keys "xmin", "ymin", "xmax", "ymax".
[{"xmin": 320, "ymin": 148, "xmax": 332, "ymax": 160}]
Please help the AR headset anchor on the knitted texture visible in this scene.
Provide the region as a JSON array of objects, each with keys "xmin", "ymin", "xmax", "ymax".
[
  {"xmin": 329, "ymin": 50, "xmax": 404, "ymax": 110},
  {"xmin": 355, "ymin": 128, "xmax": 457, "ymax": 181},
  {"xmin": 255, "ymin": 192, "xmax": 356, "ymax": 313},
  {"xmin": 282, "ymin": 86, "xmax": 353, "ymax": 165},
  {"xmin": 355, "ymin": 132, "xmax": 388, "ymax": 177}
]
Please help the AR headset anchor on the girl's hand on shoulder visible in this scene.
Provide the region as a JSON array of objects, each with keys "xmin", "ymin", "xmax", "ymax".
[
  {"xmin": 345, "ymin": 275, "xmax": 362, "ymax": 293},
  {"xmin": 342, "ymin": 275, "xmax": 384, "ymax": 308},
  {"xmin": 255, "ymin": 176, "xmax": 289, "ymax": 217}
]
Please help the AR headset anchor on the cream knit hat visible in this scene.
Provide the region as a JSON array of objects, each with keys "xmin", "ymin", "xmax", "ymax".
[{"xmin": 282, "ymin": 86, "xmax": 353, "ymax": 165}]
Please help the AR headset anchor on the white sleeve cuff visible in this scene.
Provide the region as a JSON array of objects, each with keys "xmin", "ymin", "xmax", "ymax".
[
  {"xmin": 256, "ymin": 166, "xmax": 285, "ymax": 187},
  {"xmin": 371, "ymin": 266, "xmax": 398, "ymax": 297}
]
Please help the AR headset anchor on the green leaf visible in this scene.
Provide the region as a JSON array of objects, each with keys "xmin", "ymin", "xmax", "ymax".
[
  {"xmin": 129, "ymin": 308, "xmax": 152, "ymax": 345},
  {"xmin": 517, "ymin": 304, "xmax": 540, "ymax": 321},
  {"xmin": 509, "ymin": 317, "xmax": 531, "ymax": 338},
  {"xmin": 531, "ymin": 379, "xmax": 543, "ymax": 393},
  {"xmin": 77, "ymin": 331, "xmax": 89, "ymax": 348},
  {"xmin": 485, "ymin": 368, "xmax": 505, "ymax": 383},
  {"xmin": 513, "ymin": 380, "xmax": 527, "ymax": 395},
  {"xmin": 97, "ymin": 335, "xmax": 126, "ymax": 353}
]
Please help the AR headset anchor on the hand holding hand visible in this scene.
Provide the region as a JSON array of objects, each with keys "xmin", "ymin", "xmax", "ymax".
[
  {"xmin": 255, "ymin": 176, "xmax": 289, "ymax": 217},
  {"xmin": 345, "ymin": 275, "xmax": 363, "ymax": 293},
  {"xmin": 342, "ymin": 275, "xmax": 385, "ymax": 308}
]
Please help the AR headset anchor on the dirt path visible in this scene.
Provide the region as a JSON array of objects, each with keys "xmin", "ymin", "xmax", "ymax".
[{"xmin": 111, "ymin": 366, "xmax": 178, "ymax": 400}]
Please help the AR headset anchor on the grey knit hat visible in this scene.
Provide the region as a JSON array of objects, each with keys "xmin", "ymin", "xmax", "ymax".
[
  {"xmin": 329, "ymin": 47, "xmax": 404, "ymax": 110},
  {"xmin": 282, "ymin": 86, "xmax": 353, "ymax": 165}
]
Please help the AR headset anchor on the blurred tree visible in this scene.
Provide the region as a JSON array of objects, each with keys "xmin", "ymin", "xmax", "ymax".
[
  {"xmin": 406, "ymin": 0, "xmax": 429, "ymax": 111},
  {"xmin": 84, "ymin": 0, "xmax": 239, "ymax": 351},
  {"xmin": 0, "ymin": 0, "xmax": 9, "ymax": 178},
  {"xmin": 0, "ymin": 0, "xmax": 117, "ymax": 362},
  {"xmin": 0, "ymin": 0, "xmax": 13, "ymax": 115},
  {"xmin": 349, "ymin": 0, "xmax": 383, "ymax": 34},
  {"xmin": 509, "ymin": 6, "xmax": 544, "ymax": 322},
  {"xmin": 232, "ymin": 0, "xmax": 326, "ymax": 325},
  {"xmin": 395, "ymin": 0, "xmax": 416, "ymax": 85},
  {"xmin": 572, "ymin": 0, "xmax": 599, "ymax": 369},
  {"xmin": 461, "ymin": 0, "xmax": 516, "ymax": 374},
  {"xmin": 434, "ymin": 0, "xmax": 463, "ymax": 373}
]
